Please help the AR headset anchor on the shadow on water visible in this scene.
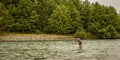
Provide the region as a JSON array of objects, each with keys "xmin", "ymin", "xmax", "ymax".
[{"xmin": 0, "ymin": 40, "xmax": 120, "ymax": 60}]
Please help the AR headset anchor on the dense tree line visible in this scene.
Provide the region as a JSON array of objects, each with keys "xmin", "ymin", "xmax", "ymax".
[{"xmin": 0, "ymin": 0, "xmax": 120, "ymax": 39}]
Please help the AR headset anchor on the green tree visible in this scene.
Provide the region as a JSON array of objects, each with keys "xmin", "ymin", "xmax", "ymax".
[
  {"xmin": 67, "ymin": 2, "xmax": 81, "ymax": 33},
  {"xmin": 88, "ymin": 2, "xmax": 119, "ymax": 38},
  {"xmin": 0, "ymin": 3, "xmax": 12, "ymax": 32},
  {"xmin": 74, "ymin": 29, "xmax": 87, "ymax": 39},
  {"xmin": 80, "ymin": 0, "xmax": 91, "ymax": 30},
  {"xmin": 9, "ymin": 0, "xmax": 38, "ymax": 33},
  {"xmin": 98, "ymin": 25, "xmax": 118, "ymax": 38},
  {"xmin": 45, "ymin": 4, "xmax": 73, "ymax": 34},
  {"xmin": 36, "ymin": 0, "xmax": 57, "ymax": 32}
]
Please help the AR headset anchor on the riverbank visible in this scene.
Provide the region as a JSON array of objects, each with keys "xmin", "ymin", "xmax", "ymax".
[{"xmin": 0, "ymin": 33, "xmax": 75, "ymax": 42}]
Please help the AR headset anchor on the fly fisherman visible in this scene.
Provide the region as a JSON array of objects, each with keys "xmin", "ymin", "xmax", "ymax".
[{"xmin": 74, "ymin": 38, "xmax": 82, "ymax": 49}]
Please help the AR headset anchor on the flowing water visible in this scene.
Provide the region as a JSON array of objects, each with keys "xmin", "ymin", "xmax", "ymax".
[{"xmin": 0, "ymin": 40, "xmax": 120, "ymax": 60}]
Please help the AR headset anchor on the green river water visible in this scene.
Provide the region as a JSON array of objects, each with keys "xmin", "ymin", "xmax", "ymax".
[{"xmin": 0, "ymin": 40, "xmax": 120, "ymax": 60}]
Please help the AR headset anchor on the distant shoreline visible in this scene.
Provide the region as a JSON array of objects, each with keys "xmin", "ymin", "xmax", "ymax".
[
  {"xmin": 0, "ymin": 33, "xmax": 118, "ymax": 42},
  {"xmin": 0, "ymin": 33, "xmax": 75, "ymax": 42}
]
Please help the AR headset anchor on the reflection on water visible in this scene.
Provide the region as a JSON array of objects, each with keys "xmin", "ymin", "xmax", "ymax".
[{"xmin": 0, "ymin": 40, "xmax": 120, "ymax": 60}]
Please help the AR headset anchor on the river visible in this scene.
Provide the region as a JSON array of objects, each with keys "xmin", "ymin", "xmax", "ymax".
[{"xmin": 0, "ymin": 39, "xmax": 120, "ymax": 60}]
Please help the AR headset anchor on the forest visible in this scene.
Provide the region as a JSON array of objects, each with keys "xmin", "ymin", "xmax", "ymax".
[{"xmin": 0, "ymin": 0, "xmax": 120, "ymax": 39}]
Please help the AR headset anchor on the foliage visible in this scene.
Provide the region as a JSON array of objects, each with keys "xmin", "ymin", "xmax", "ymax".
[
  {"xmin": 0, "ymin": 2, "xmax": 12, "ymax": 32},
  {"xmin": 98, "ymin": 25, "xmax": 118, "ymax": 39},
  {"xmin": 74, "ymin": 29, "xmax": 87, "ymax": 39},
  {"xmin": 45, "ymin": 4, "xmax": 73, "ymax": 34},
  {"xmin": 0, "ymin": 0, "xmax": 120, "ymax": 39}
]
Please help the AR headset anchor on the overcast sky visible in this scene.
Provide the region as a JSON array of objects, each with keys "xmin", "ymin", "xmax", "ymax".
[{"xmin": 88, "ymin": 0, "xmax": 120, "ymax": 12}]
